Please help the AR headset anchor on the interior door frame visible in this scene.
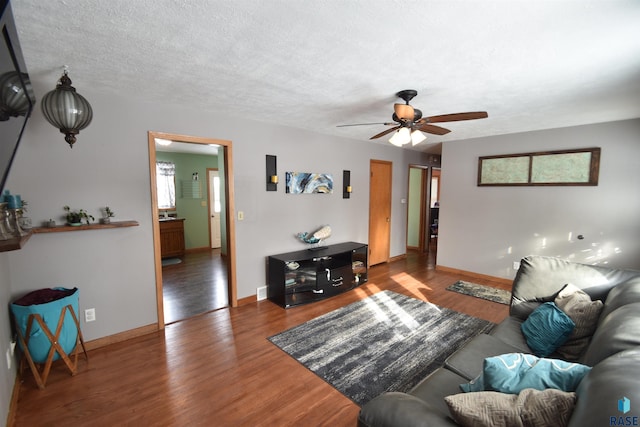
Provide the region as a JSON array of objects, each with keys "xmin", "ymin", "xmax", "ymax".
[
  {"xmin": 148, "ymin": 131, "xmax": 237, "ymax": 330},
  {"xmin": 407, "ymin": 164, "xmax": 429, "ymax": 253}
]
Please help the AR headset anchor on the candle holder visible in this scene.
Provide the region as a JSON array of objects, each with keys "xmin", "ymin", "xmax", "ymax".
[
  {"xmin": 0, "ymin": 203, "xmax": 11, "ymax": 240},
  {"xmin": 9, "ymin": 209, "xmax": 28, "ymax": 237}
]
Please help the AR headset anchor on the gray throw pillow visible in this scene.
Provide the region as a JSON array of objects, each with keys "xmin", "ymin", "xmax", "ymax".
[
  {"xmin": 554, "ymin": 283, "xmax": 603, "ymax": 360},
  {"xmin": 445, "ymin": 388, "xmax": 576, "ymax": 427}
]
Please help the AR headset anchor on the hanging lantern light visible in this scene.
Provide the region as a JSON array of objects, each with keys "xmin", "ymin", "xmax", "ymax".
[
  {"xmin": 0, "ymin": 71, "xmax": 31, "ymax": 121},
  {"xmin": 41, "ymin": 67, "xmax": 93, "ymax": 148}
]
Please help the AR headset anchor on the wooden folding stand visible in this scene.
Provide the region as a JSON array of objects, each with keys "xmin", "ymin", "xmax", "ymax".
[{"xmin": 14, "ymin": 304, "xmax": 89, "ymax": 389}]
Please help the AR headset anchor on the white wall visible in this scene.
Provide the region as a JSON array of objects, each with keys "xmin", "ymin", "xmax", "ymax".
[
  {"xmin": 0, "ymin": 253, "xmax": 15, "ymax": 424},
  {"xmin": 437, "ymin": 119, "xmax": 640, "ymax": 279},
  {"xmin": 0, "ymin": 87, "xmax": 427, "ymax": 422},
  {"xmin": 4, "ymin": 87, "xmax": 426, "ymax": 341}
]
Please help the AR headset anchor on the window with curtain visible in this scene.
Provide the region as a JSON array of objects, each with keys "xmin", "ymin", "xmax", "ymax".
[{"xmin": 156, "ymin": 161, "xmax": 176, "ymax": 209}]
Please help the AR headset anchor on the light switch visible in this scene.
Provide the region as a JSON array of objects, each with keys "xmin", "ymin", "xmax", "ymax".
[
  {"xmin": 237, "ymin": 211, "xmax": 244, "ymax": 221},
  {"xmin": 201, "ymin": 201, "xmax": 207, "ymax": 207}
]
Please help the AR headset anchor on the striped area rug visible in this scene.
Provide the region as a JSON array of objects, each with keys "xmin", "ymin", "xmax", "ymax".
[
  {"xmin": 446, "ymin": 280, "xmax": 512, "ymax": 305},
  {"xmin": 268, "ymin": 290, "xmax": 494, "ymax": 406}
]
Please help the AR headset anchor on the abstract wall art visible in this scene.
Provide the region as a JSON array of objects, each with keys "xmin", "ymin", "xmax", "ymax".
[{"xmin": 285, "ymin": 172, "xmax": 333, "ymax": 194}]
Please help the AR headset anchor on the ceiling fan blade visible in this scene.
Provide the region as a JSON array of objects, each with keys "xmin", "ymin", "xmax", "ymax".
[
  {"xmin": 370, "ymin": 126, "xmax": 400, "ymax": 140},
  {"xmin": 394, "ymin": 103, "xmax": 414, "ymax": 121},
  {"xmin": 336, "ymin": 122, "xmax": 395, "ymax": 127},
  {"xmin": 426, "ymin": 111, "xmax": 488, "ymax": 123},
  {"xmin": 416, "ymin": 124, "xmax": 451, "ymax": 135}
]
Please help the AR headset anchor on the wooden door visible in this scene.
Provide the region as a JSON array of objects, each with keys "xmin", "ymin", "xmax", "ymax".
[
  {"xmin": 207, "ymin": 169, "xmax": 222, "ymax": 248},
  {"xmin": 369, "ymin": 160, "xmax": 392, "ymax": 265}
]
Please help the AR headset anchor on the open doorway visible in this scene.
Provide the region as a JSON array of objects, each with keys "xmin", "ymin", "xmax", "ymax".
[
  {"xmin": 429, "ymin": 168, "xmax": 441, "ymax": 250},
  {"xmin": 147, "ymin": 131, "xmax": 237, "ymax": 329},
  {"xmin": 406, "ymin": 165, "xmax": 440, "ymax": 255}
]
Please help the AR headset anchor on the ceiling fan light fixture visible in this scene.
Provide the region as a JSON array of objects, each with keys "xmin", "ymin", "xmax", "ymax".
[
  {"xmin": 389, "ymin": 127, "xmax": 411, "ymax": 146},
  {"xmin": 394, "ymin": 103, "xmax": 414, "ymax": 121},
  {"xmin": 411, "ymin": 130, "xmax": 427, "ymax": 146}
]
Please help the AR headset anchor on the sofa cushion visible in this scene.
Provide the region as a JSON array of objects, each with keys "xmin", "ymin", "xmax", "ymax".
[
  {"xmin": 410, "ymin": 367, "xmax": 470, "ymax": 417},
  {"xmin": 599, "ymin": 277, "xmax": 640, "ymax": 322},
  {"xmin": 521, "ymin": 302, "xmax": 575, "ymax": 357},
  {"xmin": 554, "ymin": 284, "xmax": 603, "ymax": 360},
  {"xmin": 489, "ymin": 317, "xmax": 531, "ymax": 353},
  {"xmin": 581, "ymin": 302, "xmax": 640, "ymax": 366},
  {"xmin": 569, "ymin": 348, "xmax": 640, "ymax": 427},
  {"xmin": 357, "ymin": 392, "xmax": 458, "ymax": 427},
  {"xmin": 461, "ymin": 353, "xmax": 591, "ymax": 394},
  {"xmin": 445, "ymin": 388, "xmax": 576, "ymax": 427},
  {"xmin": 443, "ymin": 334, "xmax": 523, "ymax": 380}
]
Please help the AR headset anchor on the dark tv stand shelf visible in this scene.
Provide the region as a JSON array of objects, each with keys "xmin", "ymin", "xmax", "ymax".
[{"xmin": 267, "ymin": 242, "xmax": 368, "ymax": 308}]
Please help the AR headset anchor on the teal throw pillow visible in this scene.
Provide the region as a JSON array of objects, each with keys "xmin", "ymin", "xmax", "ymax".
[
  {"xmin": 460, "ymin": 353, "xmax": 591, "ymax": 394},
  {"xmin": 483, "ymin": 353, "xmax": 590, "ymax": 394},
  {"xmin": 460, "ymin": 373, "xmax": 484, "ymax": 393},
  {"xmin": 521, "ymin": 302, "xmax": 575, "ymax": 356}
]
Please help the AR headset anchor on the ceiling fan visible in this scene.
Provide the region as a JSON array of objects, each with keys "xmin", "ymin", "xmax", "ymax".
[{"xmin": 337, "ymin": 89, "xmax": 488, "ymax": 147}]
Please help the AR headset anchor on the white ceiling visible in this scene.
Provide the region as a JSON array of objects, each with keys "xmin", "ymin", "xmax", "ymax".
[{"xmin": 12, "ymin": 0, "xmax": 640, "ymax": 154}]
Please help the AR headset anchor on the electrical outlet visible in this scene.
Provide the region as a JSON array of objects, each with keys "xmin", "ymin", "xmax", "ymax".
[
  {"xmin": 237, "ymin": 211, "xmax": 244, "ymax": 221},
  {"xmin": 257, "ymin": 286, "xmax": 267, "ymax": 301},
  {"xmin": 85, "ymin": 308, "xmax": 96, "ymax": 322},
  {"xmin": 513, "ymin": 261, "xmax": 521, "ymax": 270}
]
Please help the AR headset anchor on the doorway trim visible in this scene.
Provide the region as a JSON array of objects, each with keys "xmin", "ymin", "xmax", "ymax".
[
  {"xmin": 147, "ymin": 131, "xmax": 237, "ymax": 330},
  {"xmin": 406, "ymin": 164, "xmax": 429, "ymax": 253}
]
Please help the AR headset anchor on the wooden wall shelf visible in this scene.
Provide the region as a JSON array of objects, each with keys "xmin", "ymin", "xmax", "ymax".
[
  {"xmin": 32, "ymin": 220, "xmax": 140, "ymax": 234},
  {"xmin": 0, "ymin": 221, "xmax": 139, "ymax": 253},
  {"xmin": 0, "ymin": 233, "xmax": 32, "ymax": 253}
]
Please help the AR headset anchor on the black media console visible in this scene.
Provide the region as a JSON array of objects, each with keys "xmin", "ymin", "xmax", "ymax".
[{"xmin": 267, "ymin": 242, "xmax": 368, "ymax": 308}]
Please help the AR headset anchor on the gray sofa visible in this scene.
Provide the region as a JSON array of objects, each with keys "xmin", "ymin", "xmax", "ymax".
[{"xmin": 358, "ymin": 255, "xmax": 640, "ymax": 426}]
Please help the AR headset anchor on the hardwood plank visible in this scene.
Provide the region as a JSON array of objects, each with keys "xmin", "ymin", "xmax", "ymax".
[
  {"xmin": 11, "ymin": 250, "xmax": 511, "ymax": 426},
  {"xmin": 162, "ymin": 249, "xmax": 229, "ymax": 324}
]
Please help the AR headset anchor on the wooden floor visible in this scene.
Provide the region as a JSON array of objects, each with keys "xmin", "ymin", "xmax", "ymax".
[
  {"xmin": 162, "ymin": 249, "xmax": 229, "ymax": 324},
  {"xmin": 11, "ymin": 250, "xmax": 511, "ymax": 427}
]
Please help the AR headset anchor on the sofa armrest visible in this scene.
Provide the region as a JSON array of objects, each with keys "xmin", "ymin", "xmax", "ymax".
[{"xmin": 358, "ymin": 392, "xmax": 458, "ymax": 427}]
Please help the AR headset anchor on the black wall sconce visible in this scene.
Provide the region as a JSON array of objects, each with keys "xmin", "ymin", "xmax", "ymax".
[
  {"xmin": 343, "ymin": 170, "xmax": 352, "ymax": 199},
  {"xmin": 266, "ymin": 155, "xmax": 277, "ymax": 191}
]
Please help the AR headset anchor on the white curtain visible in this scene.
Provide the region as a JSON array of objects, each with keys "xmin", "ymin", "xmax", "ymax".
[{"xmin": 156, "ymin": 161, "xmax": 176, "ymax": 209}]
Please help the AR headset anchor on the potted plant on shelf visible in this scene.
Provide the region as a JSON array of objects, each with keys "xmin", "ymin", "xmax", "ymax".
[
  {"xmin": 63, "ymin": 206, "xmax": 94, "ymax": 226},
  {"xmin": 100, "ymin": 206, "xmax": 115, "ymax": 224}
]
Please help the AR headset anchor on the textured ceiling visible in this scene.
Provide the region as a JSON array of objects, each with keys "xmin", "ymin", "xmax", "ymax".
[{"xmin": 11, "ymin": 0, "xmax": 640, "ymax": 153}]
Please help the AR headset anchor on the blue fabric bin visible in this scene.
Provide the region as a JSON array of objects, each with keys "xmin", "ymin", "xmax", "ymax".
[{"xmin": 11, "ymin": 287, "xmax": 80, "ymax": 363}]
